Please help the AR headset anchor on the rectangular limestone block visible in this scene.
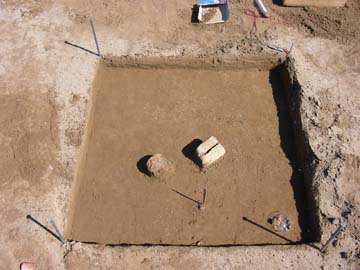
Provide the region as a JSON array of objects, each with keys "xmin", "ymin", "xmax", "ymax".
[
  {"xmin": 196, "ymin": 136, "xmax": 225, "ymax": 168},
  {"xmin": 196, "ymin": 136, "xmax": 219, "ymax": 157},
  {"xmin": 282, "ymin": 0, "xmax": 346, "ymax": 7},
  {"xmin": 200, "ymin": 144, "xmax": 226, "ymax": 168}
]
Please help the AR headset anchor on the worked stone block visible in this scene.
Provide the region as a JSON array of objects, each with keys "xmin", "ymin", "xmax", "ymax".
[{"xmin": 196, "ymin": 136, "xmax": 225, "ymax": 168}]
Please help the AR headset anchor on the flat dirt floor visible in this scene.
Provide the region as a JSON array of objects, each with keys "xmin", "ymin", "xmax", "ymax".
[
  {"xmin": 1, "ymin": 0, "xmax": 360, "ymax": 269},
  {"xmin": 65, "ymin": 64, "xmax": 306, "ymax": 245}
]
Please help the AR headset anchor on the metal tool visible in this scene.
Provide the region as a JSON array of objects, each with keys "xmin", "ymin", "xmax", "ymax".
[
  {"xmin": 255, "ymin": 0, "xmax": 268, "ymax": 17},
  {"xmin": 267, "ymin": 42, "xmax": 294, "ymax": 56},
  {"xmin": 320, "ymin": 221, "xmax": 347, "ymax": 253},
  {"xmin": 27, "ymin": 215, "xmax": 63, "ymax": 243},
  {"xmin": 50, "ymin": 219, "xmax": 65, "ymax": 244},
  {"xmin": 198, "ymin": 188, "xmax": 207, "ymax": 210},
  {"xmin": 89, "ymin": 17, "xmax": 101, "ymax": 56}
]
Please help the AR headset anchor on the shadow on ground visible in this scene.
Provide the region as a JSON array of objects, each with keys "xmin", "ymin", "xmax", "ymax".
[{"xmin": 269, "ymin": 65, "xmax": 314, "ymax": 243}]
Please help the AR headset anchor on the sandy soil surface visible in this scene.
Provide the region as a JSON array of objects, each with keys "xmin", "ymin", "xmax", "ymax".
[
  {"xmin": 273, "ymin": 0, "xmax": 360, "ymax": 44},
  {"xmin": 0, "ymin": 0, "xmax": 359, "ymax": 269},
  {"xmin": 66, "ymin": 65, "xmax": 304, "ymax": 245}
]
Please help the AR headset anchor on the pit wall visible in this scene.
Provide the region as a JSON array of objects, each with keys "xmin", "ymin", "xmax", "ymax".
[
  {"xmin": 101, "ymin": 54, "xmax": 285, "ymax": 70},
  {"xmin": 282, "ymin": 57, "xmax": 321, "ymax": 242},
  {"xmin": 64, "ymin": 61, "xmax": 105, "ymax": 240}
]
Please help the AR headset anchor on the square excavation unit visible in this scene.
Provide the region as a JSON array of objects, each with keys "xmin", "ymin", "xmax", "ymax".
[{"xmin": 65, "ymin": 61, "xmax": 312, "ymax": 245}]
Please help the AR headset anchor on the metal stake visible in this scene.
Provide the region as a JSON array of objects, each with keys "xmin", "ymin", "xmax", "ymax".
[
  {"xmin": 198, "ymin": 188, "xmax": 207, "ymax": 210},
  {"xmin": 202, "ymin": 188, "xmax": 207, "ymax": 205},
  {"xmin": 320, "ymin": 221, "xmax": 347, "ymax": 253},
  {"xmin": 89, "ymin": 17, "xmax": 101, "ymax": 56},
  {"xmin": 50, "ymin": 219, "xmax": 65, "ymax": 244}
]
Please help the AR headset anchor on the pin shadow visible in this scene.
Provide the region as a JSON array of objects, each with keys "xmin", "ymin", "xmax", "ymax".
[
  {"xmin": 171, "ymin": 188, "xmax": 201, "ymax": 206},
  {"xmin": 26, "ymin": 214, "xmax": 63, "ymax": 243},
  {"xmin": 242, "ymin": 216, "xmax": 319, "ymax": 250},
  {"xmin": 243, "ymin": 216, "xmax": 295, "ymax": 243},
  {"xmin": 64, "ymin": 40, "xmax": 100, "ymax": 57}
]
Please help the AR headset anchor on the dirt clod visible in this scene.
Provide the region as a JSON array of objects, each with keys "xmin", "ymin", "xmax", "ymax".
[
  {"xmin": 270, "ymin": 212, "xmax": 291, "ymax": 232},
  {"xmin": 202, "ymin": 8, "xmax": 217, "ymax": 22},
  {"xmin": 146, "ymin": 154, "xmax": 175, "ymax": 178},
  {"xmin": 275, "ymin": 0, "xmax": 360, "ymax": 44}
]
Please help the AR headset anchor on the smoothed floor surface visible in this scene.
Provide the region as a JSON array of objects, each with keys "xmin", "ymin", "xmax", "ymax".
[{"xmin": 65, "ymin": 63, "xmax": 305, "ymax": 245}]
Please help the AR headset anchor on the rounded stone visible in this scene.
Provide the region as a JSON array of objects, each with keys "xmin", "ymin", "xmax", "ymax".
[
  {"xmin": 146, "ymin": 154, "xmax": 175, "ymax": 178},
  {"xmin": 270, "ymin": 212, "xmax": 291, "ymax": 232}
]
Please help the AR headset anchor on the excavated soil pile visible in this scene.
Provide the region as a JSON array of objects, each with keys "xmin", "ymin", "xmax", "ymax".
[
  {"xmin": 274, "ymin": 0, "xmax": 360, "ymax": 44},
  {"xmin": 65, "ymin": 63, "xmax": 309, "ymax": 245}
]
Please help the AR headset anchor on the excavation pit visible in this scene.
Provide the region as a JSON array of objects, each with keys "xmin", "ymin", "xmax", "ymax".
[{"xmin": 65, "ymin": 60, "xmax": 315, "ymax": 246}]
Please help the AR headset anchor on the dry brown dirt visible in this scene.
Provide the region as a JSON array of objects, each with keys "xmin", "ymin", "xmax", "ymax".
[
  {"xmin": 271, "ymin": 0, "xmax": 360, "ymax": 44},
  {"xmin": 65, "ymin": 64, "xmax": 305, "ymax": 245},
  {"xmin": 0, "ymin": 0, "xmax": 359, "ymax": 269}
]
